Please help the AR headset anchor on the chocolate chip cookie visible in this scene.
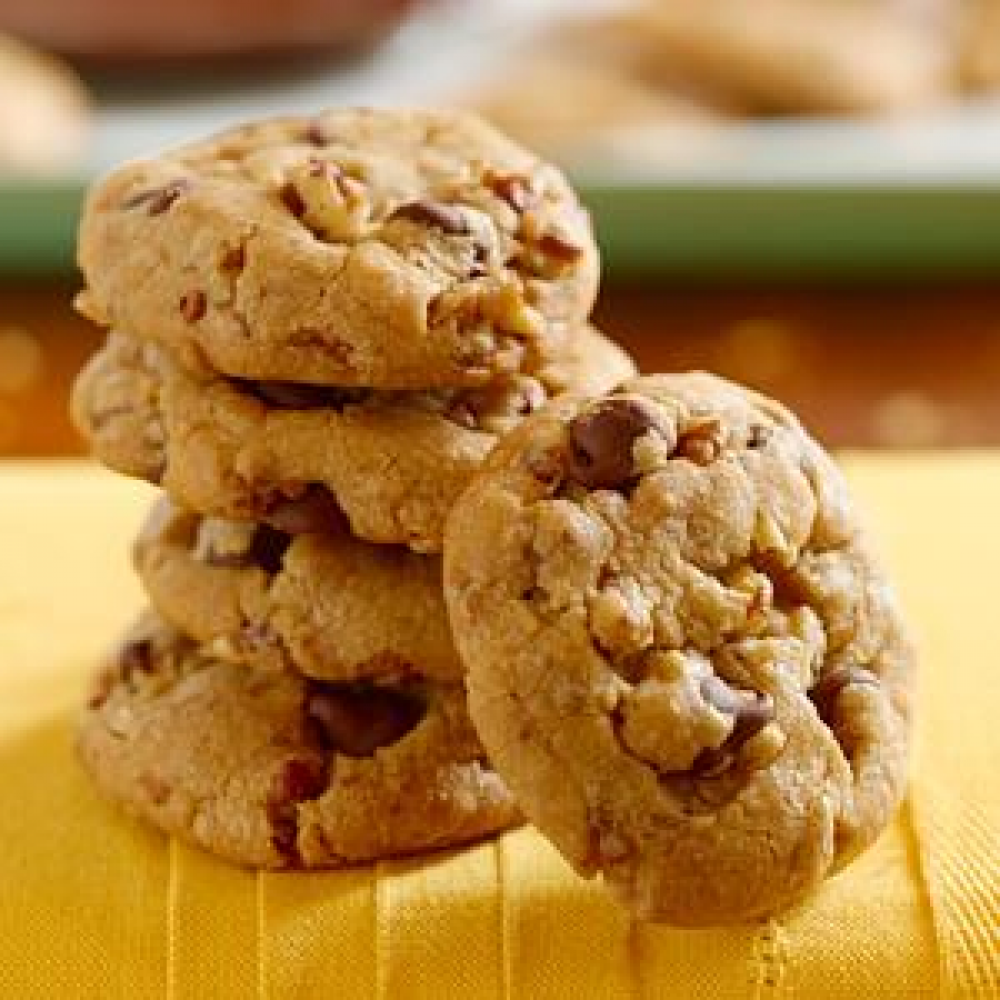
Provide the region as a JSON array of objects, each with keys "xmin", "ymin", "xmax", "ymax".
[
  {"xmin": 78, "ymin": 615, "xmax": 519, "ymax": 868},
  {"xmin": 444, "ymin": 373, "xmax": 914, "ymax": 925},
  {"xmin": 135, "ymin": 497, "xmax": 462, "ymax": 682},
  {"xmin": 76, "ymin": 108, "xmax": 599, "ymax": 388},
  {"xmin": 71, "ymin": 325, "xmax": 634, "ymax": 552}
]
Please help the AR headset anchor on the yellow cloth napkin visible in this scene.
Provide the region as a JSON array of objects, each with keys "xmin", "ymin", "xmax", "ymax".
[{"xmin": 0, "ymin": 457, "xmax": 996, "ymax": 999}]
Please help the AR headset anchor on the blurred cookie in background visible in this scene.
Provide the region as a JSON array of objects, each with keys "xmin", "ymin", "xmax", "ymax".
[
  {"xmin": 0, "ymin": 33, "xmax": 89, "ymax": 176},
  {"xmin": 467, "ymin": 12, "xmax": 724, "ymax": 156},
  {"xmin": 0, "ymin": 0, "xmax": 418, "ymax": 60},
  {"xmin": 960, "ymin": 0, "xmax": 1000, "ymax": 91},
  {"xmin": 624, "ymin": 0, "xmax": 953, "ymax": 115}
]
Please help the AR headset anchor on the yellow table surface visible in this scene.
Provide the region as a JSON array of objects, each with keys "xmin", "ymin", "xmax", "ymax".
[{"xmin": 0, "ymin": 458, "xmax": 996, "ymax": 999}]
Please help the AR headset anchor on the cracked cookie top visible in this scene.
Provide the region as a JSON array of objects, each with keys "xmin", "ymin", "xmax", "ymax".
[
  {"xmin": 76, "ymin": 108, "xmax": 599, "ymax": 388},
  {"xmin": 78, "ymin": 615, "xmax": 519, "ymax": 868},
  {"xmin": 444, "ymin": 372, "xmax": 914, "ymax": 925}
]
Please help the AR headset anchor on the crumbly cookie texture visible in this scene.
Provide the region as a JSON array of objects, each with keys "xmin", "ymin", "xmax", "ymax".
[
  {"xmin": 78, "ymin": 615, "xmax": 519, "ymax": 868},
  {"xmin": 71, "ymin": 325, "xmax": 634, "ymax": 552},
  {"xmin": 135, "ymin": 497, "xmax": 463, "ymax": 682},
  {"xmin": 444, "ymin": 372, "xmax": 914, "ymax": 926},
  {"xmin": 76, "ymin": 108, "xmax": 599, "ymax": 388}
]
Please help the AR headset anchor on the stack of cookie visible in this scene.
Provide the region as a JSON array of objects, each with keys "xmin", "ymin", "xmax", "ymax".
[{"xmin": 70, "ymin": 108, "xmax": 635, "ymax": 868}]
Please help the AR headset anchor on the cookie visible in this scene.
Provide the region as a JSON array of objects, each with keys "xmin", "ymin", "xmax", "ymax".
[
  {"xmin": 961, "ymin": 1, "xmax": 1000, "ymax": 90},
  {"xmin": 444, "ymin": 373, "xmax": 914, "ymax": 925},
  {"xmin": 71, "ymin": 325, "xmax": 635, "ymax": 552},
  {"xmin": 78, "ymin": 615, "xmax": 519, "ymax": 868},
  {"xmin": 135, "ymin": 497, "xmax": 462, "ymax": 682},
  {"xmin": 76, "ymin": 108, "xmax": 599, "ymax": 388},
  {"xmin": 631, "ymin": 0, "xmax": 949, "ymax": 114}
]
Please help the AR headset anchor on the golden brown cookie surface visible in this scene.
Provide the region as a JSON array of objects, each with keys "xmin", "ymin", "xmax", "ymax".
[
  {"xmin": 71, "ymin": 326, "xmax": 634, "ymax": 551},
  {"xmin": 134, "ymin": 498, "xmax": 463, "ymax": 682},
  {"xmin": 78, "ymin": 615, "xmax": 519, "ymax": 868},
  {"xmin": 77, "ymin": 108, "xmax": 599, "ymax": 388},
  {"xmin": 444, "ymin": 373, "xmax": 914, "ymax": 925}
]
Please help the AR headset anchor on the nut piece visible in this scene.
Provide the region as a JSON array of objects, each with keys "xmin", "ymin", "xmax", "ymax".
[
  {"xmin": 484, "ymin": 171, "xmax": 537, "ymax": 214},
  {"xmin": 445, "ymin": 376, "xmax": 546, "ymax": 434},
  {"xmin": 306, "ymin": 685, "xmax": 425, "ymax": 758},
  {"xmin": 283, "ymin": 158, "xmax": 370, "ymax": 241},
  {"xmin": 809, "ymin": 666, "xmax": 880, "ymax": 724},
  {"xmin": 567, "ymin": 396, "xmax": 675, "ymax": 490},
  {"xmin": 676, "ymin": 417, "xmax": 724, "ymax": 466}
]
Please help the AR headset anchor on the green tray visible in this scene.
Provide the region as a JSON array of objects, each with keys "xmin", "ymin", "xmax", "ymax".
[{"xmin": 5, "ymin": 180, "xmax": 1000, "ymax": 280}]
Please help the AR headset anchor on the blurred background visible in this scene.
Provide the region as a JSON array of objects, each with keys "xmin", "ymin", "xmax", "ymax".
[{"xmin": 2, "ymin": 0, "xmax": 1000, "ymax": 456}]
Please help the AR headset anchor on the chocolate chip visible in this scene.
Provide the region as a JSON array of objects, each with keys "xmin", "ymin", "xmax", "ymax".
[
  {"xmin": 123, "ymin": 180, "xmax": 189, "ymax": 216},
  {"xmin": 747, "ymin": 424, "xmax": 771, "ymax": 449},
  {"xmin": 692, "ymin": 676, "xmax": 775, "ymax": 777},
  {"xmin": 118, "ymin": 637, "xmax": 155, "ymax": 678},
  {"xmin": 205, "ymin": 524, "xmax": 291, "ymax": 574},
  {"xmin": 567, "ymin": 396, "xmax": 669, "ymax": 490},
  {"xmin": 809, "ymin": 666, "xmax": 879, "ymax": 724},
  {"xmin": 306, "ymin": 685, "xmax": 425, "ymax": 758},
  {"xmin": 676, "ymin": 418, "xmax": 723, "ymax": 466},
  {"xmin": 264, "ymin": 484, "xmax": 345, "ymax": 535},
  {"xmin": 267, "ymin": 757, "xmax": 327, "ymax": 860},
  {"xmin": 237, "ymin": 379, "xmax": 369, "ymax": 411},
  {"xmin": 179, "ymin": 290, "xmax": 206, "ymax": 323},
  {"xmin": 389, "ymin": 200, "xmax": 470, "ymax": 236},
  {"xmin": 279, "ymin": 182, "xmax": 307, "ymax": 219},
  {"xmin": 486, "ymin": 173, "xmax": 536, "ymax": 214},
  {"xmin": 220, "ymin": 244, "xmax": 245, "ymax": 273},
  {"xmin": 303, "ymin": 121, "xmax": 330, "ymax": 146}
]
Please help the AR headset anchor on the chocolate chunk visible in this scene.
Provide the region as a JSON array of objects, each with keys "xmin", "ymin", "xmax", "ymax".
[
  {"xmin": 389, "ymin": 200, "xmax": 470, "ymax": 236},
  {"xmin": 692, "ymin": 676, "xmax": 775, "ymax": 777},
  {"xmin": 238, "ymin": 379, "xmax": 370, "ymax": 411},
  {"xmin": 306, "ymin": 685, "xmax": 425, "ymax": 758},
  {"xmin": 123, "ymin": 180, "xmax": 189, "ymax": 216},
  {"xmin": 303, "ymin": 121, "xmax": 330, "ymax": 146},
  {"xmin": 278, "ymin": 182, "xmax": 307, "ymax": 219},
  {"xmin": 220, "ymin": 244, "xmax": 245, "ymax": 273},
  {"xmin": 205, "ymin": 525, "xmax": 291, "ymax": 574},
  {"xmin": 118, "ymin": 637, "xmax": 155, "ymax": 678},
  {"xmin": 486, "ymin": 173, "xmax": 536, "ymax": 214},
  {"xmin": 567, "ymin": 396, "xmax": 669, "ymax": 490},
  {"xmin": 809, "ymin": 666, "xmax": 879, "ymax": 724},
  {"xmin": 267, "ymin": 757, "xmax": 327, "ymax": 860},
  {"xmin": 747, "ymin": 424, "xmax": 772, "ymax": 449},
  {"xmin": 264, "ymin": 484, "xmax": 344, "ymax": 535},
  {"xmin": 179, "ymin": 290, "xmax": 206, "ymax": 323}
]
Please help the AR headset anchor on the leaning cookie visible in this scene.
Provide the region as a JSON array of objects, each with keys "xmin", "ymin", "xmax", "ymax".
[
  {"xmin": 78, "ymin": 615, "xmax": 519, "ymax": 868},
  {"xmin": 76, "ymin": 108, "xmax": 599, "ymax": 388},
  {"xmin": 135, "ymin": 497, "xmax": 462, "ymax": 682},
  {"xmin": 444, "ymin": 373, "xmax": 914, "ymax": 925},
  {"xmin": 71, "ymin": 325, "xmax": 635, "ymax": 552}
]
